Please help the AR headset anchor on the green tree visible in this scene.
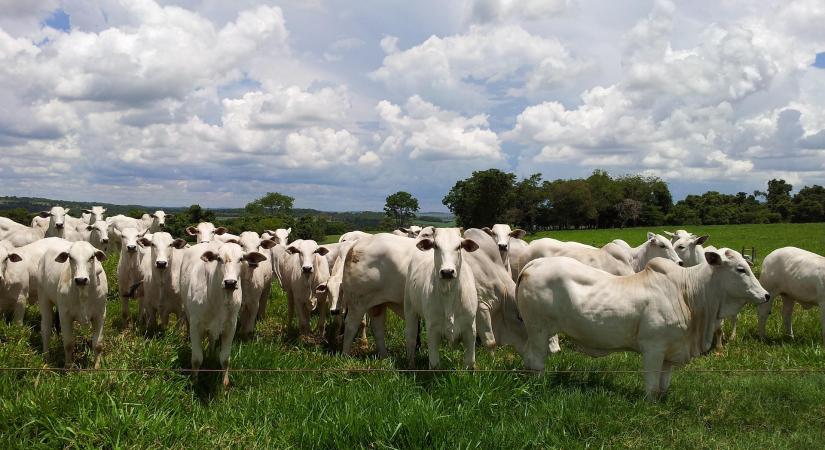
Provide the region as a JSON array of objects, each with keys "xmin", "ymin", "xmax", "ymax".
[
  {"xmin": 766, "ymin": 179, "xmax": 793, "ymax": 221},
  {"xmin": 245, "ymin": 192, "xmax": 294, "ymax": 217},
  {"xmin": 383, "ymin": 191, "xmax": 420, "ymax": 230},
  {"xmin": 0, "ymin": 207, "xmax": 32, "ymax": 225},
  {"xmin": 442, "ymin": 169, "xmax": 516, "ymax": 228},
  {"xmin": 791, "ymin": 185, "xmax": 825, "ymax": 222}
]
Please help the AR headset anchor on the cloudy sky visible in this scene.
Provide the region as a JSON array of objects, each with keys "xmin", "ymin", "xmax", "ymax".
[{"xmin": 1, "ymin": 0, "xmax": 824, "ymax": 211}]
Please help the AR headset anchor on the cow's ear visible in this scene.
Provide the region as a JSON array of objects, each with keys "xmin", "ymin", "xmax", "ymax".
[
  {"xmin": 86, "ymin": 225, "xmax": 94, "ymax": 231},
  {"xmin": 101, "ymin": 208, "xmax": 107, "ymax": 213},
  {"xmin": 171, "ymin": 239, "xmax": 188, "ymax": 249},
  {"xmin": 509, "ymin": 229, "xmax": 527, "ymax": 239},
  {"xmin": 461, "ymin": 239, "xmax": 479, "ymax": 253},
  {"xmin": 264, "ymin": 229, "xmax": 276, "ymax": 236},
  {"xmin": 8, "ymin": 253, "xmax": 22, "ymax": 263},
  {"xmin": 112, "ymin": 228, "xmax": 122, "ymax": 238},
  {"xmin": 399, "ymin": 227, "xmax": 410, "ymax": 234},
  {"xmin": 315, "ymin": 283, "xmax": 327, "ymax": 294},
  {"xmin": 224, "ymin": 238, "xmax": 240, "ymax": 245},
  {"xmin": 215, "ymin": 227, "xmax": 227, "ymax": 235},
  {"xmin": 647, "ymin": 231, "xmax": 655, "ymax": 241},
  {"xmin": 200, "ymin": 251, "xmax": 218, "ymax": 263},
  {"xmin": 416, "ymin": 238, "xmax": 434, "ymax": 251},
  {"xmin": 83, "ymin": 209, "xmax": 92, "ymax": 214},
  {"xmin": 39, "ymin": 211, "xmax": 51, "ymax": 218},
  {"xmin": 55, "ymin": 252, "xmax": 70, "ymax": 263},
  {"xmin": 704, "ymin": 251, "xmax": 722, "ymax": 266},
  {"xmin": 315, "ymin": 246, "xmax": 330, "ymax": 256},
  {"xmin": 165, "ymin": 213, "xmax": 173, "ymax": 218},
  {"xmin": 286, "ymin": 228, "xmax": 291, "ymax": 234},
  {"xmin": 186, "ymin": 226, "xmax": 198, "ymax": 236},
  {"xmin": 137, "ymin": 237, "xmax": 152, "ymax": 247},
  {"xmin": 259, "ymin": 239, "xmax": 277, "ymax": 250},
  {"xmin": 94, "ymin": 251, "xmax": 107, "ymax": 262},
  {"xmin": 286, "ymin": 246, "xmax": 300, "ymax": 255},
  {"xmin": 481, "ymin": 227, "xmax": 494, "ymax": 237},
  {"xmin": 64, "ymin": 208, "xmax": 70, "ymax": 214},
  {"xmin": 663, "ymin": 231, "xmax": 674, "ymax": 237},
  {"xmin": 244, "ymin": 252, "xmax": 267, "ymax": 265},
  {"xmin": 695, "ymin": 235, "xmax": 709, "ymax": 245},
  {"xmin": 137, "ymin": 229, "xmax": 148, "ymax": 237}
]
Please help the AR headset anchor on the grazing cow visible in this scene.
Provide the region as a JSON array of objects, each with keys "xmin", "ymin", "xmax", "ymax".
[
  {"xmin": 404, "ymin": 228, "xmax": 479, "ymax": 369},
  {"xmin": 186, "ymin": 222, "xmax": 228, "ymax": 244},
  {"xmin": 81, "ymin": 206, "xmax": 106, "ymax": 225},
  {"xmin": 115, "ymin": 227, "xmax": 147, "ymax": 323},
  {"xmin": 276, "ymin": 239, "xmax": 331, "ymax": 336},
  {"xmin": 339, "ymin": 231, "xmax": 371, "ymax": 243},
  {"xmin": 141, "ymin": 210, "xmax": 172, "ymax": 232},
  {"xmin": 521, "ymin": 233, "xmax": 682, "ymax": 276},
  {"xmin": 236, "ymin": 232, "xmax": 276, "ymax": 337},
  {"xmin": 517, "ymin": 249, "xmax": 769, "ymax": 400},
  {"xmin": 758, "ymin": 247, "xmax": 825, "ymax": 345},
  {"xmin": 181, "ymin": 242, "xmax": 265, "ymax": 386},
  {"xmin": 135, "ymin": 232, "xmax": 188, "ymax": 329},
  {"xmin": 38, "ymin": 240, "xmax": 108, "ymax": 368},
  {"xmin": 0, "ymin": 241, "xmax": 26, "ymax": 324},
  {"xmin": 392, "ymin": 226, "xmax": 423, "ymax": 238},
  {"xmin": 482, "ymin": 224, "xmax": 527, "ymax": 271},
  {"xmin": 263, "ymin": 228, "xmax": 291, "ymax": 246}
]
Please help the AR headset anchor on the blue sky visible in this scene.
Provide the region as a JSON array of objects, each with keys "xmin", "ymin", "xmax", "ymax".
[{"xmin": 0, "ymin": 0, "xmax": 824, "ymax": 211}]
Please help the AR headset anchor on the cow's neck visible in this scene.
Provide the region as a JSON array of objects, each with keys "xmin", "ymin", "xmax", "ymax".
[
  {"xmin": 675, "ymin": 264, "xmax": 722, "ymax": 357},
  {"xmin": 627, "ymin": 242, "xmax": 653, "ymax": 272}
]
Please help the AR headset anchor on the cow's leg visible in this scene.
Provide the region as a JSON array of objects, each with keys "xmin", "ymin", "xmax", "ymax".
[
  {"xmin": 285, "ymin": 290, "xmax": 295, "ymax": 330},
  {"xmin": 239, "ymin": 302, "xmax": 255, "ymax": 337},
  {"xmin": 315, "ymin": 294, "xmax": 328, "ymax": 336},
  {"xmin": 12, "ymin": 295, "xmax": 25, "ymax": 326},
  {"xmin": 475, "ymin": 302, "xmax": 496, "ymax": 349},
  {"xmin": 219, "ymin": 319, "xmax": 238, "ymax": 388},
  {"xmin": 298, "ymin": 298, "xmax": 312, "ymax": 336},
  {"xmin": 728, "ymin": 314, "xmax": 738, "ymax": 341},
  {"xmin": 659, "ymin": 361, "xmax": 674, "ymax": 395},
  {"xmin": 91, "ymin": 314, "xmax": 104, "ymax": 369},
  {"xmin": 342, "ymin": 307, "xmax": 365, "ymax": 355},
  {"xmin": 257, "ymin": 284, "xmax": 270, "ymax": 321},
  {"xmin": 642, "ymin": 350, "xmax": 665, "ymax": 402},
  {"xmin": 189, "ymin": 325, "xmax": 203, "ymax": 381},
  {"xmin": 40, "ymin": 303, "xmax": 53, "ymax": 355},
  {"xmin": 461, "ymin": 326, "xmax": 476, "ymax": 370},
  {"xmin": 404, "ymin": 309, "xmax": 420, "ymax": 369},
  {"xmin": 781, "ymin": 297, "xmax": 795, "ymax": 337},
  {"xmin": 819, "ymin": 304, "xmax": 825, "ymax": 347},
  {"xmin": 548, "ymin": 334, "xmax": 561, "ymax": 354},
  {"xmin": 59, "ymin": 310, "xmax": 74, "ymax": 369},
  {"xmin": 370, "ymin": 305, "xmax": 389, "ymax": 358},
  {"xmin": 120, "ymin": 295, "xmax": 130, "ymax": 324},
  {"xmin": 757, "ymin": 296, "xmax": 773, "ymax": 340},
  {"xmin": 523, "ymin": 325, "xmax": 551, "ymax": 372},
  {"xmin": 427, "ymin": 325, "xmax": 442, "ymax": 369},
  {"xmin": 358, "ymin": 314, "xmax": 368, "ymax": 342}
]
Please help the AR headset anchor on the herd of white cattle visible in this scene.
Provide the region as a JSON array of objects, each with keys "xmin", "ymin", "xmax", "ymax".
[{"xmin": 0, "ymin": 207, "xmax": 823, "ymax": 400}]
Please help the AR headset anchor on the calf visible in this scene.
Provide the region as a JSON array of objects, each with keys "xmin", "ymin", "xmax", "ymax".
[
  {"xmin": 276, "ymin": 240, "xmax": 331, "ymax": 336},
  {"xmin": 237, "ymin": 232, "xmax": 275, "ymax": 337},
  {"xmin": 405, "ymin": 228, "xmax": 479, "ymax": 369},
  {"xmin": 517, "ymin": 249, "xmax": 769, "ymax": 400},
  {"xmin": 38, "ymin": 241, "xmax": 108, "ymax": 368},
  {"xmin": 181, "ymin": 242, "xmax": 265, "ymax": 386}
]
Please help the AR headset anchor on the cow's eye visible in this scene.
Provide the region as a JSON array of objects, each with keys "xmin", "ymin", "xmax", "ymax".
[
  {"xmin": 736, "ymin": 266, "xmax": 747, "ymax": 273},
  {"xmin": 678, "ymin": 245, "xmax": 685, "ymax": 249},
  {"xmin": 658, "ymin": 244, "xmax": 665, "ymax": 248},
  {"xmin": 88, "ymin": 256, "xmax": 95, "ymax": 262}
]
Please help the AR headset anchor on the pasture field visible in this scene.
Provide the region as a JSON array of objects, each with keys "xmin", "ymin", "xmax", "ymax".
[{"xmin": 1, "ymin": 223, "xmax": 825, "ymax": 448}]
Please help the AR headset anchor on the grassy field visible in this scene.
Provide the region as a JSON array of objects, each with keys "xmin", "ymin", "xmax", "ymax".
[{"xmin": 1, "ymin": 223, "xmax": 824, "ymax": 447}]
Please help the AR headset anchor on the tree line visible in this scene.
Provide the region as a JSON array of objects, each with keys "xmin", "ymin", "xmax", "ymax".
[{"xmin": 441, "ymin": 169, "xmax": 825, "ymax": 230}]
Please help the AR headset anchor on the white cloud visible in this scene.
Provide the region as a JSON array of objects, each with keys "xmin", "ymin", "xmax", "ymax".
[{"xmin": 467, "ymin": 0, "xmax": 570, "ymax": 24}]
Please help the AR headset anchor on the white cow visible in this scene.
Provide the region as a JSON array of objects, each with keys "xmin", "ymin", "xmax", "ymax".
[
  {"xmin": 186, "ymin": 222, "xmax": 228, "ymax": 244},
  {"xmin": 0, "ymin": 217, "xmax": 27, "ymax": 239},
  {"xmin": 521, "ymin": 233, "xmax": 682, "ymax": 276},
  {"xmin": 37, "ymin": 206, "xmax": 74, "ymax": 239},
  {"xmin": 115, "ymin": 227, "xmax": 147, "ymax": 323},
  {"xmin": 517, "ymin": 249, "xmax": 769, "ymax": 400},
  {"xmin": 38, "ymin": 240, "xmax": 108, "ymax": 368},
  {"xmin": 672, "ymin": 234, "xmax": 709, "ymax": 267},
  {"xmin": 4, "ymin": 238, "xmax": 70, "ymax": 308},
  {"xmin": 758, "ymin": 247, "xmax": 825, "ymax": 345},
  {"xmin": 339, "ymin": 231, "xmax": 371, "ymax": 243},
  {"xmin": 135, "ymin": 232, "xmax": 188, "ymax": 329},
  {"xmin": 78, "ymin": 220, "xmax": 110, "ymax": 251},
  {"xmin": 106, "ymin": 215, "xmax": 148, "ymax": 253},
  {"xmin": 81, "ymin": 206, "xmax": 106, "ymax": 225},
  {"xmin": 404, "ymin": 228, "xmax": 479, "ymax": 369},
  {"xmin": 482, "ymin": 223, "xmax": 527, "ymax": 269},
  {"xmin": 181, "ymin": 242, "xmax": 265, "ymax": 386},
  {"xmin": 316, "ymin": 241, "xmax": 366, "ymax": 342},
  {"xmin": 263, "ymin": 228, "xmax": 291, "ymax": 246},
  {"xmin": 276, "ymin": 239, "xmax": 331, "ymax": 336},
  {"xmin": 141, "ymin": 210, "xmax": 172, "ymax": 232},
  {"xmin": 214, "ymin": 232, "xmax": 241, "ymax": 244},
  {"xmin": 0, "ymin": 241, "xmax": 26, "ymax": 324},
  {"xmin": 237, "ymin": 232, "xmax": 276, "ymax": 337},
  {"xmin": 663, "ymin": 229, "xmax": 695, "ymax": 243},
  {"xmin": 2, "ymin": 225, "xmax": 46, "ymax": 247},
  {"xmin": 392, "ymin": 226, "xmax": 423, "ymax": 238}
]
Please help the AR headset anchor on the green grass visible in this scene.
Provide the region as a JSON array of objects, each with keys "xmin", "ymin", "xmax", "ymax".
[{"xmin": 1, "ymin": 223, "xmax": 825, "ymax": 447}]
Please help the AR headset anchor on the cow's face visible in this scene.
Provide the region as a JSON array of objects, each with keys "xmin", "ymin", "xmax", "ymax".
[
  {"xmin": 416, "ymin": 228, "xmax": 478, "ymax": 280},
  {"xmin": 118, "ymin": 227, "xmax": 146, "ymax": 253},
  {"xmin": 55, "ymin": 242, "xmax": 106, "ymax": 287},
  {"xmin": 266, "ymin": 228, "xmax": 291, "ymax": 246},
  {"xmin": 202, "ymin": 243, "xmax": 266, "ymax": 290},
  {"xmin": 706, "ymin": 248, "xmax": 770, "ymax": 318},
  {"xmin": 646, "ymin": 232, "xmax": 683, "ymax": 266},
  {"xmin": 40, "ymin": 206, "xmax": 70, "ymax": 229},
  {"xmin": 398, "ymin": 225, "xmax": 423, "ymax": 238},
  {"xmin": 83, "ymin": 206, "xmax": 106, "ymax": 224},
  {"xmin": 287, "ymin": 240, "xmax": 328, "ymax": 275},
  {"xmin": 320, "ymin": 274, "xmax": 344, "ymax": 314},
  {"xmin": 139, "ymin": 232, "xmax": 186, "ymax": 270},
  {"xmin": 483, "ymin": 224, "xmax": 526, "ymax": 252},
  {"xmin": 673, "ymin": 234, "xmax": 709, "ymax": 267},
  {"xmin": 238, "ymin": 232, "xmax": 275, "ymax": 267},
  {"xmin": 186, "ymin": 222, "xmax": 226, "ymax": 244},
  {"xmin": 86, "ymin": 220, "xmax": 110, "ymax": 245},
  {"xmin": 152, "ymin": 210, "xmax": 171, "ymax": 228},
  {"xmin": 0, "ymin": 246, "xmax": 23, "ymax": 283}
]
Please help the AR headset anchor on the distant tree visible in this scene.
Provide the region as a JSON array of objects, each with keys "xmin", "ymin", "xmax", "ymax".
[
  {"xmin": 293, "ymin": 215, "xmax": 327, "ymax": 241},
  {"xmin": 766, "ymin": 179, "xmax": 793, "ymax": 221},
  {"xmin": 0, "ymin": 207, "xmax": 32, "ymax": 225},
  {"xmin": 586, "ymin": 170, "xmax": 622, "ymax": 228},
  {"xmin": 545, "ymin": 179, "xmax": 597, "ymax": 229},
  {"xmin": 442, "ymin": 169, "xmax": 516, "ymax": 228},
  {"xmin": 792, "ymin": 185, "xmax": 825, "ymax": 222},
  {"xmin": 126, "ymin": 208, "xmax": 145, "ymax": 219},
  {"xmin": 245, "ymin": 192, "xmax": 294, "ymax": 217},
  {"xmin": 509, "ymin": 173, "xmax": 546, "ymax": 231},
  {"xmin": 384, "ymin": 191, "xmax": 420, "ymax": 230},
  {"xmin": 616, "ymin": 199, "xmax": 642, "ymax": 228}
]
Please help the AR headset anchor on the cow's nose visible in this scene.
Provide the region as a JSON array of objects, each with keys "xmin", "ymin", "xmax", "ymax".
[
  {"xmin": 498, "ymin": 244, "xmax": 508, "ymax": 251},
  {"xmin": 127, "ymin": 245, "xmax": 137, "ymax": 252},
  {"xmin": 678, "ymin": 261, "xmax": 684, "ymax": 266},
  {"xmin": 223, "ymin": 279, "xmax": 238, "ymax": 289},
  {"xmin": 440, "ymin": 268, "xmax": 456, "ymax": 279},
  {"xmin": 156, "ymin": 261, "xmax": 168, "ymax": 269},
  {"xmin": 74, "ymin": 277, "xmax": 89, "ymax": 286},
  {"xmin": 56, "ymin": 223, "xmax": 64, "ymax": 229},
  {"xmin": 100, "ymin": 238, "xmax": 108, "ymax": 244},
  {"xmin": 302, "ymin": 266, "xmax": 313, "ymax": 274},
  {"xmin": 764, "ymin": 293, "xmax": 771, "ymax": 303},
  {"xmin": 330, "ymin": 308, "xmax": 341, "ymax": 316}
]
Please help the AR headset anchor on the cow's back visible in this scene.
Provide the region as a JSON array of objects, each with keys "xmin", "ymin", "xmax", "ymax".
[{"xmin": 761, "ymin": 247, "xmax": 825, "ymax": 305}]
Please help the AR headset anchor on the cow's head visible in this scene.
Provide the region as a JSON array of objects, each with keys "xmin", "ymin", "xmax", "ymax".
[
  {"xmin": 673, "ymin": 234, "xmax": 709, "ymax": 267},
  {"xmin": 116, "ymin": 227, "xmax": 147, "ymax": 253},
  {"xmin": 201, "ymin": 243, "xmax": 266, "ymax": 290},
  {"xmin": 86, "ymin": 220, "xmax": 110, "ymax": 246},
  {"xmin": 39, "ymin": 206, "xmax": 70, "ymax": 229},
  {"xmin": 152, "ymin": 210, "xmax": 171, "ymax": 229},
  {"xmin": 286, "ymin": 240, "xmax": 328, "ymax": 275},
  {"xmin": 416, "ymin": 227, "xmax": 478, "ymax": 280},
  {"xmin": 264, "ymin": 228, "xmax": 291, "ymax": 246},
  {"xmin": 82, "ymin": 206, "xmax": 106, "ymax": 224},
  {"xmin": 139, "ymin": 232, "xmax": 186, "ymax": 270},
  {"xmin": 705, "ymin": 248, "xmax": 769, "ymax": 318},
  {"xmin": 186, "ymin": 222, "xmax": 226, "ymax": 244},
  {"xmin": 646, "ymin": 232, "xmax": 683, "ymax": 266},
  {"xmin": 55, "ymin": 241, "xmax": 106, "ymax": 287},
  {"xmin": 482, "ymin": 224, "xmax": 526, "ymax": 252},
  {"xmin": 238, "ymin": 232, "xmax": 275, "ymax": 268},
  {"xmin": 398, "ymin": 225, "xmax": 424, "ymax": 238}
]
